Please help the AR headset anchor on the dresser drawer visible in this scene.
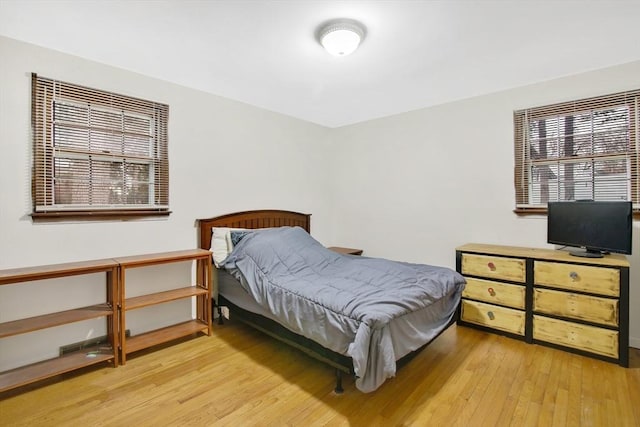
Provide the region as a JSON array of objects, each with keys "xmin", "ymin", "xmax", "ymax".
[
  {"xmin": 462, "ymin": 278, "xmax": 525, "ymax": 309},
  {"xmin": 533, "ymin": 315, "xmax": 618, "ymax": 358},
  {"xmin": 461, "ymin": 254, "xmax": 526, "ymax": 283},
  {"xmin": 460, "ymin": 300, "xmax": 525, "ymax": 336},
  {"xmin": 533, "ymin": 288, "xmax": 618, "ymax": 327},
  {"xmin": 534, "ymin": 261, "xmax": 620, "ymax": 296}
]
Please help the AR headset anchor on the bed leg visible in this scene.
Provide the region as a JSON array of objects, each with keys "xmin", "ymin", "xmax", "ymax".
[{"xmin": 334, "ymin": 369, "xmax": 344, "ymax": 394}]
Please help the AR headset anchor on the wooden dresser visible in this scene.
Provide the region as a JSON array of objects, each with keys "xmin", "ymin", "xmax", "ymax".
[{"xmin": 456, "ymin": 243, "xmax": 630, "ymax": 367}]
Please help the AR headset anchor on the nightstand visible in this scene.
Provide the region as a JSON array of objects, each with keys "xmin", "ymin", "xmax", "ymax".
[{"xmin": 328, "ymin": 246, "xmax": 363, "ymax": 256}]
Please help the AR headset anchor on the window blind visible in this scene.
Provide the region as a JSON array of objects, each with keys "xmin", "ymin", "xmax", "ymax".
[
  {"xmin": 514, "ymin": 89, "xmax": 639, "ymax": 214},
  {"xmin": 32, "ymin": 74, "xmax": 170, "ymax": 218}
]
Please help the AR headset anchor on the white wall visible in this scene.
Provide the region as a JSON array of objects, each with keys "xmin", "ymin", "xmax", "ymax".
[
  {"xmin": 0, "ymin": 36, "xmax": 331, "ymax": 370},
  {"xmin": 326, "ymin": 60, "xmax": 640, "ymax": 348},
  {"xmin": 2, "ymin": 35, "xmax": 639, "ymax": 372}
]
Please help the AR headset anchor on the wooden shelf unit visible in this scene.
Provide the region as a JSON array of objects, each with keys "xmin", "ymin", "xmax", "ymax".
[
  {"xmin": 116, "ymin": 249, "xmax": 212, "ymax": 364},
  {"xmin": 0, "ymin": 259, "xmax": 119, "ymax": 392}
]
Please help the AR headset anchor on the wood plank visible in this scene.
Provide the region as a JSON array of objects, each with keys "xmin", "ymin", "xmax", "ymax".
[
  {"xmin": 462, "ymin": 277, "xmax": 526, "ymax": 309},
  {"xmin": 125, "ymin": 320, "xmax": 208, "ymax": 354},
  {"xmin": 466, "ymin": 337, "xmax": 525, "ymax": 426},
  {"xmin": 534, "ymin": 288, "xmax": 619, "ymax": 326},
  {"xmin": 534, "ymin": 261, "xmax": 620, "ymax": 296},
  {"xmin": 1, "ymin": 324, "xmax": 638, "ymax": 425},
  {"xmin": 453, "ymin": 336, "xmax": 510, "ymax": 424},
  {"xmin": 114, "ymin": 249, "xmax": 211, "ymax": 268},
  {"xmin": 625, "ymin": 349, "xmax": 640, "ymax": 424},
  {"xmin": 461, "ymin": 253, "xmax": 526, "ymax": 283},
  {"xmin": 0, "ymin": 304, "xmax": 113, "ymax": 338},
  {"xmin": 0, "ymin": 259, "xmax": 118, "ymax": 285},
  {"xmin": 533, "ymin": 315, "xmax": 619, "ymax": 358},
  {"xmin": 566, "ymin": 353, "xmax": 583, "ymax": 426},
  {"xmin": 125, "ymin": 287, "xmax": 208, "ymax": 310},
  {"xmin": 495, "ymin": 336, "xmax": 540, "ymax": 424},
  {"xmin": 461, "ymin": 300, "xmax": 526, "ymax": 335},
  {"xmin": 509, "ymin": 345, "xmax": 546, "ymax": 425},
  {"xmin": 456, "ymin": 243, "xmax": 629, "ymax": 267},
  {"xmin": 0, "ymin": 345, "xmax": 114, "ymax": 392},
  {"xmin": 540, "ymin": 349, "xmax": 567, "ymax": 426}
]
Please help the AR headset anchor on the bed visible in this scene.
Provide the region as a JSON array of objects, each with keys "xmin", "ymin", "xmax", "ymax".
[{"xmin": 197, "ymin": 210, "xmax": 465, "ymax": 393}]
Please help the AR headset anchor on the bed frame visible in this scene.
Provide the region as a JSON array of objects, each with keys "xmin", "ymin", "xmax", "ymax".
[
  {"xmin": 197, "ymin": 209, "xmax": 451, "ymax": 393},
  {"xmin": 198, "ymin": 210, "xmax": 352, "ymax": 392}
]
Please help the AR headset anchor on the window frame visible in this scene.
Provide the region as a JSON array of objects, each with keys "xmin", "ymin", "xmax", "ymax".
[
  {"xmin": 513, "ymin": 89, "xmax": 639, "ymax": 217},
  {"xmin": 31, "ymin": 74, "xmax": 170, "ymax": 221}
]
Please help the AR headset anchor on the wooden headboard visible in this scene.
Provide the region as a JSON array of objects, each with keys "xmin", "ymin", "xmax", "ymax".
[{"xmin": 197, "ymin": 210, "xmax": 311, "ymax": 250}]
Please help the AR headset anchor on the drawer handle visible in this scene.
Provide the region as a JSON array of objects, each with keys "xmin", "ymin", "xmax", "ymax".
[
  {"xmin": 487, "ymin": 311, "xmax": 495, "ymax": 320},
  {"xmin": 487, "ymin": 262, "xmax": 496, "ymax": 271},
  {"xmin": 487, "ymin": 287, "xmax": 496, "ymax": 296},
  {"xmin": 569, "ymin": 271, "xmax": 579, "ymax": 280}
]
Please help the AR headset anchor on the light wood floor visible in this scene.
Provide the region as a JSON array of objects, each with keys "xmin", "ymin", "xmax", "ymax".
[{"xmin": 1, "ymin": 320, "xmax": 639, "ymax": 426}]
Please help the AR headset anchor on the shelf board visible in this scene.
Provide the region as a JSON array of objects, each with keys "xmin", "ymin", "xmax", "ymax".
[
  {"xmin": 0, "ymin": 345, "xmax": 114, "ymax": 393},
  {"xmin": 0, "ymin": 259, "xmax": 118, "ymax": 285},
  {"xmin": 125, "ymin": 287, "xmax": 208, "ymax": 311},
  {"xmin": 114, "ymin": 249, "xmax": 212, "ymax": 268},
  {"xmin": 0, "ymin": 304, "xmax": 114, "ymax": 338},
  {"xmin": 125, "ymin": 320, "xmax": 208, "ymax": 354}
]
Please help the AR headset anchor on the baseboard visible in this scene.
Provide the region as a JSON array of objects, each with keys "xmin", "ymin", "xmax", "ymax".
[{"xmin": 629, "ymin": 337, "xmax": 640, "ymax": 350}]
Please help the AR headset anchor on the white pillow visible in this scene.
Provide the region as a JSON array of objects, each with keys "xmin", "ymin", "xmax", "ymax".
[{"xmin": 210, "ymin": 227, "xmax": 247, "ymax": 267}]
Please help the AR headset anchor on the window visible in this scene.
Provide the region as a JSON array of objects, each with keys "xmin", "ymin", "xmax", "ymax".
[
  {"xmin": 514, "ymin": 89, "xmax": 639, "ymax": 215},
  {"xmin": 31, "ymin": 74, "xmax": 170, "ymax": 220}
]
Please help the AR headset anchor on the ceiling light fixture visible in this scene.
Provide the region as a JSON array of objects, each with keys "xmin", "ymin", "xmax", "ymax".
[{"xmin": 318, "ymin": 19, "xmax": 365, "ymax": 57}]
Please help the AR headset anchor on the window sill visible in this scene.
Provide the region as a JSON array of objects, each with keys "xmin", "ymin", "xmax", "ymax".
[
  {"xmin": 514, "ymin": 208, "xmax": 640, "ymax": 219},
  {"xmin": 513, "ymin": 208, "xmax": 548, "ymax": 215},
  {"xmin": 31, "ymin": 210, "xmax": 171, "ymax": 222}
]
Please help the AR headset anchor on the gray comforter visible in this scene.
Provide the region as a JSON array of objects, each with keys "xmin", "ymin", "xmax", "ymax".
[{"xmin": 222, "ymin": 226, "xmax": 465, "ymax": 392}]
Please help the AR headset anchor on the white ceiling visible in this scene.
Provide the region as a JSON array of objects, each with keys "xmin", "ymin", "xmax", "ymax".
[{"xmin": 1, "ymin": 0, "xmax": 639, "ymax": 128}]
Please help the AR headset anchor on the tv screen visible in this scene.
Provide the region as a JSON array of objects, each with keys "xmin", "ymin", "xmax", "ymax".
[{"xmin": 547, "ymin": 201, "xmax": 632, "ymax": 257}]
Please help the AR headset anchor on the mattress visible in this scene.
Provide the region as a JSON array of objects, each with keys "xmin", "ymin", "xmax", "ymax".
[{"xmin": 218, "ymin": 227, "xmax": 465, "ymax": 392}]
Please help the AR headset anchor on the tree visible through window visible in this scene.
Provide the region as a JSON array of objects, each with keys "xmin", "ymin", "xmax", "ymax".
[
  {"xmin": 31, "ymin": 74, "xmax": 170, "ymax": 219},
  {"xmin": 514, "ymin": 89, "xmax": 639, "ymax": 214}
]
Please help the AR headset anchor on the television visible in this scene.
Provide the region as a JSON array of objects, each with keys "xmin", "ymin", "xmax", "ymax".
[{"xmin": 547, "ymin": 200, "xmax": 632, "ymax": 258}]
